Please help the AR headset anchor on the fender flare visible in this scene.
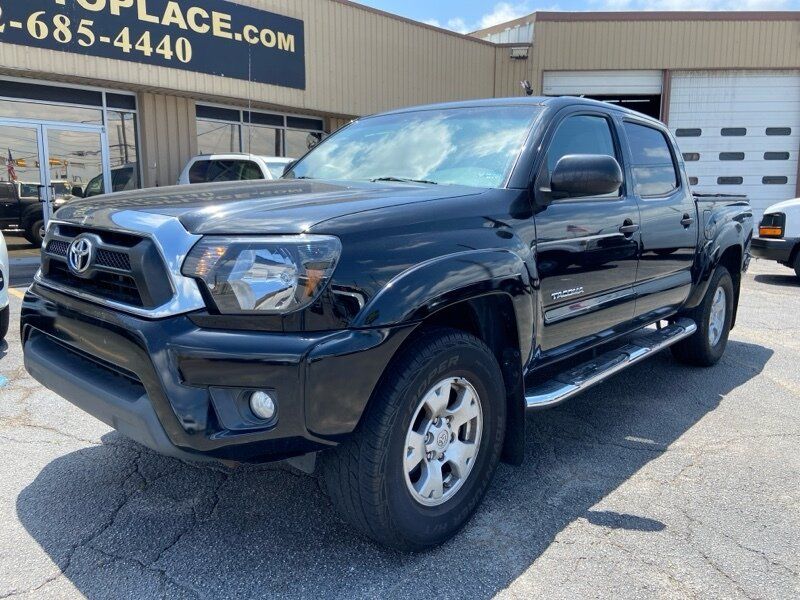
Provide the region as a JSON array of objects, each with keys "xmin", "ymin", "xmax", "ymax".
[
  {"xmin": 685, "ymin": 218, "xmax": 747, "ymax": 309},
  {"xmin": 352, "ymin": 248, "xmax": 536, "ymax": 364}
]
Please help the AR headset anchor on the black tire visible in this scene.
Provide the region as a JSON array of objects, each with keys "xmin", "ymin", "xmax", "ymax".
[
  {"xmin": 671, "ymin": 266, "xmax": 734, "ymax": 367},
  {"xmin": 0, "ymin": 305, "xmax": 8, "ymax": 341},
  {"xmin": 25, "ymin": 220, "xmax": 44, "ymax": 247},
  {"xmin": 794, "ymin": 252, "xmax": 800, "ymax": 281},
  {"xmin": 321, "ymin": 327, "xmax": 506, "ymax": 551}
]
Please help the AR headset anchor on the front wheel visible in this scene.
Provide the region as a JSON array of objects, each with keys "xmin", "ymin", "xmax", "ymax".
[
  {"xmin": 322, "ymin": 327, "xmax": 506, "ymax": 551},
  {"xmin": 25, "ymin": 220, "xmax": 45, "ymax": 247},
  {"xmin": 671, "ymin": 266, "xmax": 734, "ymax": 367}
]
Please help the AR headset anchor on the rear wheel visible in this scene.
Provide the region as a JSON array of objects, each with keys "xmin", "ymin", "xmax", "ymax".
[
  {"xmin": 671, "ymin": 266, "xmax": 734, "ymax": 367},
  {"xmin": 0, "ymin": 305, "xmax": 8, "ymax": 341},
  {"xmin": 794, "ymin": 252, "xmax": 800, "ymax": 280},
  {"xmin": 322, "ymin": 327, "xmax": 506, "ymax": 551}
]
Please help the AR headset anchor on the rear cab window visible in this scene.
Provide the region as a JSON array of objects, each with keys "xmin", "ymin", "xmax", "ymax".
[
  {"xmin": 188, "ymin": 160, "xmax": 264, "ymax": 184},
  {"xmin": 624, "ymin": 122, "xmax": 680, "ymax": 197}
]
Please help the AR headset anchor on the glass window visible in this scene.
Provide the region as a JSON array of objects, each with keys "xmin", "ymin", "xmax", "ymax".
[
  {"xmin": 264, "ymin": 161, "xmax": 289, "ymax": 178},
  {"xmin": 197, "ymin": 119, "xmax": 240, "ymax": 154},
  {"xmin": 84, "ymin": 173, "xmax": 104, "ymax": 197},
  {"xmin": 624, "ymin": 122, "xmax": 678, "ymax": 197},
  {"xmin": 106, "ymin": 110, "xmax": 139, "ymax": 191},
  {"xmin": 546, "ymin": 115, "xmax": 617, "ymax": 176},
  {"xmin": 290, "ymin": 106, "xmax": 542, "ymax": 188},
  {"xmin": 188, "ymin": 159, "xmax": 263, "ymax": 183},
  {"xmin": 285, "ymin": 130, "xmax": 323, "ymax": 159},
  {"xmin": 0, "ymin": 98, "xmax": 103, "ymax": 125},
  {"xmin": 675, "ymin": 128, "xmax": 702, "ymax": 137},
  {"xmin": 766, "ymin": 127, "xmax": 791, "ymax": 136},
  {"xmin": 245, "ymin": 125, "xmax": 281, "ymax": 157}
]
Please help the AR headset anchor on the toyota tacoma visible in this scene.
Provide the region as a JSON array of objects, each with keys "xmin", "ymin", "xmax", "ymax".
[{"xmin": 22, "ymin": 97, "xmax": 752, "ymax": 550}]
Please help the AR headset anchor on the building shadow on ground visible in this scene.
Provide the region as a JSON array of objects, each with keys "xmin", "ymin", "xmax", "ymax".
[{"xmin": 16, "ymin": 341, "xmax": 772, "ymax": 599}]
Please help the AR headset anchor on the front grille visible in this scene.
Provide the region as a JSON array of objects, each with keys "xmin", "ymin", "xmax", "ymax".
[
  {"xmin": 46, "ymin": 239, "xmax": 70, "ymax": 257},
  {"xmin": 47, "ymin": 261, "xmax": 143, "ymax": 306},
  {"xmin": 46, "ymin": 239, "xmax": 131, "ymax": 271},
  {"xmin": 40, "ymin": 224, "xmax": 173, "ymax": 310},
  {"xmin": 96, "ymin": 249, "xmax": 132, "ymax": 271}
]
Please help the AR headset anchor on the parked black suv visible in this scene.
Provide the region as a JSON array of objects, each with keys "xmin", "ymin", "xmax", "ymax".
[{"xmin": 22, "ymin": 98, "xmax": 752, "ymax": 550}]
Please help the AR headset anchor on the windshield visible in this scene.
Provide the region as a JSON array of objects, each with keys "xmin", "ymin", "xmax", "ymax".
[
  {"xmin": 287, "ymin": 105, "xmax": 542, "ymax": 188},
  {"xmin": 265, "ymin": 162, "xmax": 289, "ymax": 179}
]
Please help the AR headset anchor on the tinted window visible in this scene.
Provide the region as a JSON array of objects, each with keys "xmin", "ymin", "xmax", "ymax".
[
  {"xmin": 546, "ymin": 115, "xmax": 617, "ymax": 176},
  {"xmin": 720, "ymin": 152, "xmax": 745, "ymax": 161},
  {"xmin": 188, "ymin": 160, "xmax": 264, "ymax": 183},
  {"xmin": 718, "ymin": 177, "xmax": 743, "ymax": 185},
  {"xmin": 0, "ymin": 183, "xmax": 15, "ymax": 200},
  {"xmin": 763, "ymin": 176, "xmax": 788, "ymax": 185},
  {"xmin": 766, "ymin": 127, "xmax": 791, "ymax": 136},
  {"xmin": 84, "ymin": 174, "xmax": 104, "ymax": 197},
  {"xmin": 721, "ymin": 128, "xmax": 746, "ymax": 136},
  {"xmin": 683, "ymin": 153, "xmax": 700, "ymax": 162},
  {"xmin": 624, "ymin": 122, "xmax": 678, "ymax": 196},
  {"xmin": 764, "ymin": 152, "xmax": 790, "ymax": 160},
  {"xmin": 675, "ymin": 128, "xmax": 701, "ymax": 137}
]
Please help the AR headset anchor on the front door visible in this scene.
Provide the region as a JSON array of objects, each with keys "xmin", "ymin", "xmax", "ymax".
[
  {"xmin": 533, "ymin": 110, "xmax": 641, "ymax": 359},
  {"xmin": 0, "ymin": 118, "xmax": 110, "ymax": 238},
  {"xmin": 42, "ymin": 123, "xmax": 110, "ymax": 228},
  {"xmin": 0, "ymin": 120, "xmax": 47, "ymax": 230}
]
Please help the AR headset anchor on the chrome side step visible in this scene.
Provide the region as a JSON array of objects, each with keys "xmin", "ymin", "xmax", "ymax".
[{"xmin": 525, "ymin": 318, "xmax": 698, "ymax": 410}]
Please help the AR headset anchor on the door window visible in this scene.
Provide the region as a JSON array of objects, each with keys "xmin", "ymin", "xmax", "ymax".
[
  {"xmin": 546, "ymin": 115, "xmax": 618, "ymax": 175},
  {"xmin": 624, "ymin": 122, "xmax": 679, "ymax": 197}
]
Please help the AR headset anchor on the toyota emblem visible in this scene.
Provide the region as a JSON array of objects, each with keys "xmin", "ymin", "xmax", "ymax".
[{"xmin": 67, "ymin": 236, "xmax": 95, "ymax": 275}]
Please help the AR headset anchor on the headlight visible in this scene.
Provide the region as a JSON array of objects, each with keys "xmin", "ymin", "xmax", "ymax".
[{"xmin": 182, "ymin": 235, "xmax": 341, "ymax": 314}]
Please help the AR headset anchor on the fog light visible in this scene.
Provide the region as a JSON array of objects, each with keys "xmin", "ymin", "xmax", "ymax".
[{"xmin": 249, "ymin": 391, "xmax": 276, "ymax": 420}]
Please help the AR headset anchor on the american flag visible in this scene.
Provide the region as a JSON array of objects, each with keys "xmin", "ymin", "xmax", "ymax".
[{"xmin": 6, "ymin": 149, "xmax": 17, "ymax": 181}]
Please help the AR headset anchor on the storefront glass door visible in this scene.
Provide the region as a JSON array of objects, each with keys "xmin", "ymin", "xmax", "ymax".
[{"xmin": 0, "ymin": 118, "xmax": 110, "ymax": 240}]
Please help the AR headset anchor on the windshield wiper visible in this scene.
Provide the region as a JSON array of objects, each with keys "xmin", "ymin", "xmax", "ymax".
[{"xmin": 370, "ymin": 176, "xmax": 438, "ymax": 185}]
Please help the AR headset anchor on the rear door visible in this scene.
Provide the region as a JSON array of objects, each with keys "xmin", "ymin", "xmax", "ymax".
[
  {"xmin": 621, "ymin": 119, "xmax": 699, "ymax": 319},
  {"xmin": 534, "ymin": 108, "xmax": 641, "ymax": 356}
]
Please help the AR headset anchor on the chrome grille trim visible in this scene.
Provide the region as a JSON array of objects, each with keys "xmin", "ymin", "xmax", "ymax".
[{"xmin": 36, "ymin": 212, "xmax": 206, "ymax": 319}]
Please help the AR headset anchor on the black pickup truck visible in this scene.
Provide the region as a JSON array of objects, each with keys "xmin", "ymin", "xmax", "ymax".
[
  {"xmin": 21, "ymin": 97, "xmax": 752, "ymax": 550},
  {"xmin": 0, "ymin": 181, "xmax": 70, "ymax": 246}
]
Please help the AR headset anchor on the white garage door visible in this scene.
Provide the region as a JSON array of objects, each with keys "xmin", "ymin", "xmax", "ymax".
[
  {"xmin": 543, "ymin": 70, "xmax": 664, "ymax": 96},
  {"xmin": 668, "ymin": 70, "xmax": 800, "ymax": 220}
]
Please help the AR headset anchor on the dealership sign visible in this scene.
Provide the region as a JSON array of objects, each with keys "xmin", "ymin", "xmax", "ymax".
[{"xmin": 0, "ymin": 0, "xmax": 306, "ymax": 89}]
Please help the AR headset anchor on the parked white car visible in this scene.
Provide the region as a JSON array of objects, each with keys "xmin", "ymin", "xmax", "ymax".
[
  {"xmin": 752, "ymin": 197, "xmax": 800, "ymax": 279},
  {"xmin": 177, "ymin": 154, "xmax": 295, "ymax": 185},
  {"xmin": 0, "ymin": 231, "xmax": 9, "ymax": 341}
]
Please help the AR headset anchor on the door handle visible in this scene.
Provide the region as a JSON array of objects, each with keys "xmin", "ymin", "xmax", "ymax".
[
  {"xmin": 681, "ymin": 214, "xmax": 695, "ymax": 228},
  {"xmin": 619, "ymin": 220, "xmax": 640, "ymax": 235}
]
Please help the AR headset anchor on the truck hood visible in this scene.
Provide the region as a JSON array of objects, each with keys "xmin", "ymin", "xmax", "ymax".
[{"xmin": 55, "ymin": 179, "xmax": 485, "ymax": 234}]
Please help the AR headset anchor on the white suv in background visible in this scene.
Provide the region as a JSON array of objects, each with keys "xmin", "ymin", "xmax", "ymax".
[
  {"xmin": 752, "ymin": 198, "xmax": 800, "ymax": 280},
  {"xmin": 0, "ymin": 231, "xmax": 9, "ymax": 341},
  {"xmin": 177, "ymin": 154, "xmax": 295, "ymax": 185}
]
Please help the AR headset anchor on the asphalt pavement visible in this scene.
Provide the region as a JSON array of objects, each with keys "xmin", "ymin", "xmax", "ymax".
[{"xmin": 0, "ymin": 259, "xmax": 798, "ymax": 599}]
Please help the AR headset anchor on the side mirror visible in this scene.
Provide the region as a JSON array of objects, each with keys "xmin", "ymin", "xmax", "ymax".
[
  {"xmin": 550, "ymin": 154, "xmax": 623, "ymax": 198},
  {"xmin": 71, "ymin": 186, "xmax": 84, "ymax": 198}
]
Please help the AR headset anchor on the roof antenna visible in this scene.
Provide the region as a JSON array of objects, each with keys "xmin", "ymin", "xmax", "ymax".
[{"xmin": 521, "ymin": 80, "xmax": 534, "ymax": 96}]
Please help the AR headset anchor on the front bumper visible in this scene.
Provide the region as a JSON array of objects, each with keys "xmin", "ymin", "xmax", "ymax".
[
  {"xmin": 751, "ymin": 237, "xmax": 797, "ymax": 264},
  {"xmin": 21, "ymin": 284, "xmax": 413, "ymax": 463}
]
